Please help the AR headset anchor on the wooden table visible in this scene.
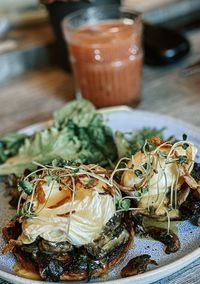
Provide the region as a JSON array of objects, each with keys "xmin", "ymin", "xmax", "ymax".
[{"xmin": 0, "ymin": 29, "xmax": 199, "ymax": 284}]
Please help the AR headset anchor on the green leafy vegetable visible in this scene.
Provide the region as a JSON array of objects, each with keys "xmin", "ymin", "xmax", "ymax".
[
  {"xmin": 115, "ymin": 127, "xmax": 165, "ymax": 158},
  {"xmin": 0, "ymin": 99, "xmax": 117, "ymax": 175},
  {"xmin": 0, "ymin": 132, "xmax": 27, "ymax": 164},
  {"xmin": 0, "ymin": 99, "xmax": 166, "ymax": 177},
  {"xmin": 53, "ymin": 99, "xmax": 95, "ymax": 129}
]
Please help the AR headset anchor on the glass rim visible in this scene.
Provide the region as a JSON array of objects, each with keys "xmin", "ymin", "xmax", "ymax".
[{"xmin": 62, "ymin": 5, "xmax": 142, "ymax": 31}]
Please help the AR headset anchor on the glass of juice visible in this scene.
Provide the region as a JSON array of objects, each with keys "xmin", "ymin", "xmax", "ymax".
[{"xmin": 62, "ymin": 6, "xmax": 143, "ymax": 107}]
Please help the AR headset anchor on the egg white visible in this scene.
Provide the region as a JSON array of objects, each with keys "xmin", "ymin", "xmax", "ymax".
[{"xmin": 19, "ymin": 181, "xmax": 116, "ymax": 246}]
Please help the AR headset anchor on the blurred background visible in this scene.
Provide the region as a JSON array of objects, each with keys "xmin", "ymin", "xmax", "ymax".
[
  {"xmin": 0, "ymin": 0, "xmax": 200, "ymax": 82},
  {"xmin": 0, "ymin": 0, "xmax": 199, "ymax": 133}
]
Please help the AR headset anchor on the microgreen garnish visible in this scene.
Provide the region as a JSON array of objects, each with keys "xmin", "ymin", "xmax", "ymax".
[
  {"xmin": 44, "ymin": 175, "xmax": 53, "ymax": 186},
  {"xmin": 17, "ymin": 202, "xmax": 35, "ymax": 219},
  {"xmin": 145, "ymin": 143, "xmax": 157, "ymax": 152},
  {"xmin": 73, "ymin": 168, "xmax": 79, "ymax": 176},
  {"xmin": 85, "ymin": 179, "xmax": 96, "ymax": 187},
  {"xmin": 133, "ymin": 191, "xmax": 142, "ymax": 198},
  {"xmin": 182, "ymin": 143, "xmax": 189, "ymax": 150},
  {"xmin": 159, "ymin": 151, "xmax": 168, "ymax": 158},
  {"xmin": 32, "ymin": 172, "xmax": 39, "ymax": 179},
  {"xmin": 16, "ymin": 159, "xmax": 126, "ymax": 227},
  {"xmin": 18, "ymin": 180, "xmax": 34, "ymax": 195},
  {"xmin": 17, "ymin": 208, "xmax": 35, "ymax": 218},
  {"xmin": 141, "ymin": 187, "xmax": 149, "ymax": 193},
  {"xmin": 120, "ymin": 199, "xmax": 131, "ymax": 211},
  {"xmin": 142, "ymin": 163, "xmax": 148, "ymax": 170},
  {"xmin": 178, "ymin": 155, "xmax": 187, "ymax": 164},
  {"xmin": 134, "ymin": 169, "xmax": 143, "ymax": 179}
]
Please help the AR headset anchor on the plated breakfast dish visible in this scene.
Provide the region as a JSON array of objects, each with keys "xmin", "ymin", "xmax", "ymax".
[{"xmin": 0, "ymin": 100, "xmax": 199, "ymax": 283}]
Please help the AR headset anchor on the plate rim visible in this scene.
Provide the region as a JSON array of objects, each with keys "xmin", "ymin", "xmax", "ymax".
[{"xmin": 1, "ymin": 107, "xmax": 200, "ymax": 284}]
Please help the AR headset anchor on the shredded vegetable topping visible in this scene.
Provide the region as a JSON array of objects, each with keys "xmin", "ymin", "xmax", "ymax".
[
  {"xmin": 2, "ymin": 131, "xmax": 200, "ymax": 284},
  {"xmin": 14, "ymin": 135, "xmax": 199, "ymax": 243}
]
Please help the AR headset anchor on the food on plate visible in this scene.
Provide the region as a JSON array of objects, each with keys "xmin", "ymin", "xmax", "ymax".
[
  {"xmin": 0, "ymin": 132, "xmax": 27, "ymax": 165},
  {"xmin": 179, "ymin": 162, "xmax": 200, "ymax": 226},
  {"xmin": 2, "ymin": 161, "xmax": 134, "ymax": 281},
  {"xmin": 0, "ymin": 99, "xmax": 165, "ymax": 177},
  {"xmin": 0, "ymin": 99, "xmax": 117, "ymax": 176},
  {"xmin": 1, "ymin": 99, "xmax": 200, "ymax": 282},
  {"xmin": 115, "ymin": 128, "xmax": 164, "ymax": 159},
  {"xmin": 121, "ymin": 254, "xmax": 158, "ymax": 278},
  {"xmin": 2, "ymin": 132, "xmax": 199, "ymax": 281},
  {"xmin": 120, "ymin": 135, "xmax": 198, "ymax": 219},
  {"xmin": 145, "ymin": 227, "xmax": 180, "ymax": 254}
]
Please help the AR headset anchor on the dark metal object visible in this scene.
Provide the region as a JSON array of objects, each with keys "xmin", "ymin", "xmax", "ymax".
[{"xmin": 143, "ymin": 23, "xmax": 190, "ymax": 66}]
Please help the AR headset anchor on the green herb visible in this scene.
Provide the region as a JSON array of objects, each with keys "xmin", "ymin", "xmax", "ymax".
[
  {"xmin": 120, "ymin": 199, "xmax": 131, "ymax": 211},
  {"xmin": 18, "ymin": 180, "xmax": 34, "ymax": 195},
  {"xmin": 17, "ymin": 207, "xmax": 35, "ymax": 219},
  {"xmin": 145, "ymin": 143, "xmax": 157, "ymax": 152},
  {"xmin": 182, "ymin": 143, "xmax": 189, "ymax": 150},
  {"xmin": 73, "ymin": 168, "xmax": 79, "ymax": 175},
  {"xmin": 141, "ymin": 187, "xmax": 149, "ymax": 193},
  {"xmin": 115, "ymin": 127, "xmax": 165, "ymax": 158},
  {"xmin": 52, "ymin": 158, "xmax": 62, "ymax": 167},
  {"xmin": 16, "ymin": 201, "xmax": 36, "ymax": 219},
  {"xmin": 32, "ymin": 172, "xmax": 39, "ymax": 179},
  {"xmin": 134, "ymin": 169, "xmax": 143, "ymax": 179},
  {"xmin": 44, "ymin": 175, "xmax": 53, "ymax": 186},
  {"xmin": 159, "ymin": 151, "xmax": 168, "ymax": 158},
  {"xmin": 133, "ymin": 191, "xmax": 142, "ymax": 198},
  {"xmin": 178, "ymin": 155, "xmax": 187, "ymax": 164},
  {"xmin": 0, "ymin": 132, "xmax": 27, "ymax": 164},
  {"xmin": 143, "ymin": 163, "xmax": 148, "ymax": 170},
  {"xmin": 85, "ymin": 179, "xmax": 96, "ymax": 187}
]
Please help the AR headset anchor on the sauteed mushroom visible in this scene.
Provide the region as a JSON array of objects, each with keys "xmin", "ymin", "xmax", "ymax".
[{"xmin": 121, "ymin": 254, "xmax": 158, "ymax": 277}]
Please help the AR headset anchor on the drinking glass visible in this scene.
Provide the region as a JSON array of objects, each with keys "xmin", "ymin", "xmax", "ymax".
[{"xmin": 62, "ymin": 5, "xmax": 143, "ymax": 107}]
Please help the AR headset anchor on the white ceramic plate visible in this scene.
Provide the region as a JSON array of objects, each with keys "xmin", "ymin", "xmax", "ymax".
[{"xmin": 0, "ymin": 107, "xmax": 200, "ymax": 284}]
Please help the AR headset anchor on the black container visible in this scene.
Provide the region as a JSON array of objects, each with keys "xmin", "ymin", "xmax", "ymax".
[
  {"xmin": 144, "ymin": 23, "xmax": 190, "ymax": 66},
  {"xmin": 46, "ymin": 0, "xmax": 121, "ymax": 71}
]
